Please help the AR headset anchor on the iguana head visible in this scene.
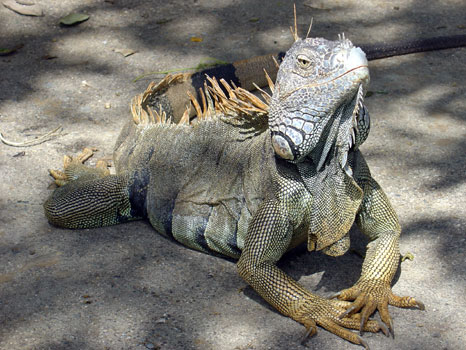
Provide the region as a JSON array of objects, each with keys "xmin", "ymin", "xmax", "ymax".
[{"xmin": 269, "ymin": 36, "xmax": 370, "ymax": 166}]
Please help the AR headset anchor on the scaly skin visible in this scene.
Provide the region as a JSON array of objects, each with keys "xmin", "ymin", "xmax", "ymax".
[{"xmin": 44, "ymin": 35, "xmax": 424, "ymax": 349}]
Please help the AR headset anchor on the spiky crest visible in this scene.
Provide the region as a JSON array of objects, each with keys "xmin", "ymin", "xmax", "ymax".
[
  {"xmin": 289, "ymin": 3, "xmax": 299, "ymax": 42},
  {"xmin": 130, "ymin": 74, "xmax": 269, "ymax": 133},
  {"xmin": 305, "ymin": 17, "xmax": 313, "ymax": 39}
]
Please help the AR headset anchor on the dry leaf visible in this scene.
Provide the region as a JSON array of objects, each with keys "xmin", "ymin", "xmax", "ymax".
[
  {"xmin": 303, "ymin": 1, "xmax": 331, "ymax": 10},
  {"xmin": 13, "ymin": 151, "xmax": 25, "ymax": 157},
  {"xmin": 16, "ymin": 0, "xmax": 35, "ymax": 4},
  {"xmin": 81, "ymin": 81, "xmax": 93, "ymax": 88},
  {"xmin": 42, "ymin": 54, "xmax": 58, "ymax": 60},
  {"xmin": 59, "ymin": 13, "xmax": 89, "ymax": 26},
  {"xmin": 0, "ymin": 43, "xmax": 23, "ymax": 56},
  {"xmin": 3, "ymin": 0, "xmax": 43, "ymax": 16},
  {"xmin": 113, "ymin": 48, "xmax": 136, "ymax": 57},
  {"xmin": 156, "ymin": 18, "xmax": 173, "ymax": 24}
]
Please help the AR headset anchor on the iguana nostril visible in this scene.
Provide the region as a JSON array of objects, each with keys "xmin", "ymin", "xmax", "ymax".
[
  {"xmin": 271, "ymin": 134, "xmax": 294, "ymax": 160},
  {"xmin": 346, "ymin": 47, "xmax": 368, "ymax": 69},
  {"xmin": 346, "ymin": 47, "xmax": 370, "ymax": 85}
]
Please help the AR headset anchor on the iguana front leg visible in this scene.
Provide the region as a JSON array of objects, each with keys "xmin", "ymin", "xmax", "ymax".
[
  {"xmin": 335, "ymin": 154, "xmax": 424, "ymax": 333},
  {"xmin": 237, "ymin": 199, "xmax": 384, "ymax": 348}
]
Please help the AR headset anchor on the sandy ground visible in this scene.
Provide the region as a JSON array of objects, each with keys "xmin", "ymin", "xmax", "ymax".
[{"xmin": 0, "ymin": 1, "xmax": 465, "ymax": 349}]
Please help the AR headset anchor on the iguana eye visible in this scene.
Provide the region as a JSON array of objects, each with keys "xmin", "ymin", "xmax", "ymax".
[{"xmin": 297, "ymin": 54, "xmax": 312, "ymax": 69}]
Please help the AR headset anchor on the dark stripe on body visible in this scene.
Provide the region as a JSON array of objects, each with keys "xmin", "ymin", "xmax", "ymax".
[
  {"xmin": 360, "ymin": 34, "xmax": 466, "ymax": 60},
  {"xmin": 128, "ymin": 168, "xmax": 150, "ymax": 219},
  {"xmin": 194, "ymin": 214, "xmax": 211, "ymax": 253},
  {"xmin": 152, "ymin": 198, "xmax": 175, "ymax": 239}
]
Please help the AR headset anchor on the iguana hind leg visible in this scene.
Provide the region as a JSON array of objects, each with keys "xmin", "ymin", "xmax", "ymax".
[{"xmin": 44, "ymin": 149, "xmax": 137, "ymax": 229}]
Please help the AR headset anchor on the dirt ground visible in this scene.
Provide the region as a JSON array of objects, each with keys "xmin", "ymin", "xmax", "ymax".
[{"xmin": 0, "ymin": 1, "xmax": 465, "ymax": 349}]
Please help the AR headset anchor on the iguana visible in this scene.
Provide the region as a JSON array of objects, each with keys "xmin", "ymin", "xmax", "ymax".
[{"xmin": 43, "ymin": 33, "xmax": 425, "ymax": 348}]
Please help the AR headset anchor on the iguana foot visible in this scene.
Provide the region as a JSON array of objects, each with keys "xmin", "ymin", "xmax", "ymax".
[
  {"xmin": 333, "ymin": 279, "xmax": 425, "ymax": 335},
  {"xmin": 295, "ymin": 297, "xmax": 386, "ymax": 349},
  {"xmin": 49, "ymin": 148, "xmax": 109, "ymax": 186}
]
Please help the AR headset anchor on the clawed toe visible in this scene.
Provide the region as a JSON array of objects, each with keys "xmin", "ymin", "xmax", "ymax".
[
  {"xmin": 300, "ymin": 323, "xmax": 318, "ymax": 344},
  {"xmin": 416, "ymin": 300, "xmax": 425, "ymax": 310},
  {"xmin": 356, "ymin": 335, "xmax": 369, "ymax": 350},
  {"xmin": 48, "ymin": 147, "xmax": 109, "ymax": 186},
  {"xmin": 377, "ymin": 320, "xmax": 390, "ymax": 337},
  {"xmin": 76, "ymin": 147, "xmax": 95, "ymax": 163},
  {"xmin": 389, "ymin": 319, "xmax": 394, "ymax": 338}
]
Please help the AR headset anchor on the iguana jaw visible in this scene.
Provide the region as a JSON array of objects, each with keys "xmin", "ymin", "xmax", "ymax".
[
  {"xmin": 271, "ymin": 75, "xmax": 368, "ymax": 163},
  {"xmin": 268, "ymin": 37, "xmax": 369, "ymax": 163}
]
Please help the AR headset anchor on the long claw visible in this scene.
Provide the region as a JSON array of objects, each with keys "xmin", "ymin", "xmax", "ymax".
[
  {"xmin": 359, "ymin": 302, "xmax": 377, "ymax": 333},
  {"xmin": 377, "ymin": 320, "xmax": 390, "ymax": 337},
  {"xmin": 356, "ymin": 335, "xmax": 370, "ymax": 350},
  {"xmin": 300, "ymin": 325, "xmax": 317, "ymax": 344},
  {"xmin": 339, "ymin": 294, "xmax": 366, "ymax": 319},
  {"xmin": 389, "ymin": 319, "xmax": 395, "ymax": 338},
  {"xmin": 333, "ymin": 281, "xmax": 421, "ymax": 344},
  {"xmin": 339, "ymin": 304, "xmax": 358, "ymax": 319},
  {"xmin": 329, "ymin": 291, "xmax": 341, "ymax": 299},
  {"xmin": 47, "ymin": 148, "xmax": 108, "ymax": 187}
]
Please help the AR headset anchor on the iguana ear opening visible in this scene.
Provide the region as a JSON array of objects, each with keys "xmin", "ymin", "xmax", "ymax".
[{"xmin": 271, "ymin": 133, "xmax": 295, "ymax": 160}]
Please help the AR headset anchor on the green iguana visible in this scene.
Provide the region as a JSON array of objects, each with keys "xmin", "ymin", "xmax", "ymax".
[{"xmin": 44, "ymin": 32, "xmax": 425, "ymax": 348}]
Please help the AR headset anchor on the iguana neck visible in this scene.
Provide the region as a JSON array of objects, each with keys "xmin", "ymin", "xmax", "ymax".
[
  {"xmin": 295, "ymin": 152, "xmax": 362, "ymax": 257},
  {"xmin": 307, "ymin": 88, "xmax": 361, "ymax": 177}
]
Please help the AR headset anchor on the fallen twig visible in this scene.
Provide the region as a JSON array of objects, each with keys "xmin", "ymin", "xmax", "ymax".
[{"xmin": 0, "ymin": 126, "xmax": 62, "ymax": 147}]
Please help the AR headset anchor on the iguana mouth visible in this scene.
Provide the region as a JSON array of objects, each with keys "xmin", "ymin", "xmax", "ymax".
[{"xmin": 271, "ymin": 81, "xmax": 369, "ymax": 168}]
